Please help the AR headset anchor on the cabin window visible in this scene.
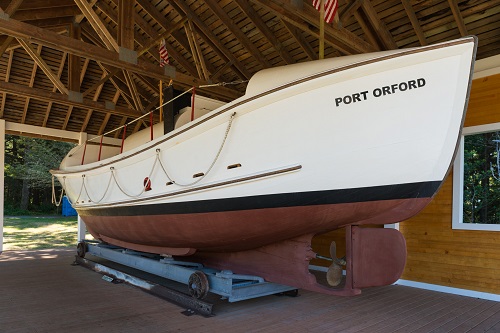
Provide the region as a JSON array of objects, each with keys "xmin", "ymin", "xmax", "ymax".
[{"xmin": 453, "ymin": 123, "xmax": 500, "ymax": 231}]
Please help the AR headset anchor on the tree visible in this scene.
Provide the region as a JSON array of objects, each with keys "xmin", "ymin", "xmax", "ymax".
[
  {"xmin": 4, "ymin": 135, "xmax": 74, "ymax": 212},
  {"xmin": 463, "ymin": 131, "xmax": 500, "ymax": 224}
]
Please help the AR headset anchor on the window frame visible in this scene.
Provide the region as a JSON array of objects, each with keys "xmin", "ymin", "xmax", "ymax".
[{"xmin": 452, "ymin": 122, "xmax": 500, "ymax": 231}]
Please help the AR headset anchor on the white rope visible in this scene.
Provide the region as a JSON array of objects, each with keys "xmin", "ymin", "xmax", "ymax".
[
  {"xmin": 65, "ymin": 111, "xmax": 236, "ymax": 204},
  {"xmin": 82, "ymin": 172, "xmax": 114, "ymax": 203},
  {"xmin": 110, "ymin": 153, "xmax": 159, "ymax": 198},
  {"xmin": 51, "ymin": 175, "xmax": 65, "ymax": 207},
  {"xmin": 157, "ymin": 112, "xmax": 236, "ymax": 186}
]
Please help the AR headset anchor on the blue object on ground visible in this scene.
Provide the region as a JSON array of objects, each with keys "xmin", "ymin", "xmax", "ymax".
[{"xmin": 62, "ymin": 196, "xmax": 77, "ymax": 216}]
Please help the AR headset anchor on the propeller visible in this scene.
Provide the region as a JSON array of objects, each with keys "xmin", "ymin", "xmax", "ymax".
[{"xmin": 325, "ymin": 241, "xmax": 346, "ymax": 287}]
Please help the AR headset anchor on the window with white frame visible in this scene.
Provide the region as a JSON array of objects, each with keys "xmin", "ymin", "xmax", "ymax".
[{"xmin": 453, "ymin": 123, "xmax": 500, "ymax": 231}]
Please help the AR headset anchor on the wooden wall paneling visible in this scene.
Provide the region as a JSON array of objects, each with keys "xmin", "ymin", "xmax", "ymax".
[{"xmin": 400, "ymin": 74, "xmax": 500, "ymax": 294}]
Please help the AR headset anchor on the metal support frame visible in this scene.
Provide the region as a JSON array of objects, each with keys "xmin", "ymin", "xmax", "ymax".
[{"xmin": 82, "ymin": 242, "xmax": 297, "ymax": 303}]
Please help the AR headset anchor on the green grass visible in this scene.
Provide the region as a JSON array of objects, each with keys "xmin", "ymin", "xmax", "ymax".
[{"xmin": 2, "ymin": 216, "xmax": 80, "ymax": 250}]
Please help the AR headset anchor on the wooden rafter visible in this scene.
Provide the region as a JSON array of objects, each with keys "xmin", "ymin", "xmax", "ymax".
[
  {"xmin": 360, "ymin": 1, "xmax": 397, "ymax": 50},
  {"xmin": 42, "ymin": 52, "xmax": 68, "ymax": 127},
  {"xmin": 17, "ymin": 38, "xmax": 69, "ymax": 94},
  {"xmin": 184, "ymin": 20, "xmax": 209, "ymax": 81},
  {"xmin": 97, "ymin": 62, "xmax": 135, "ymax": 109},
  {"xmin": 353, "ymin": 11, "xmax": 380, "ymax": 51},
  {"xmin": 74, "ymin": 0, "xmax": 119, "ymax": 52},
  {"xmin": 0, "ymin": 36, "xmax": 13, "ymax": 60},
  {"xmin": 235, "ymin": 0, "xmax": 294, "ymax": 64},
  {"xmin": 114, "ymin": 116, "xmax": 128, "ymax": 139},
  {"xmin": 117, "ymin": 0, "xmax": 135, "ymax": 50},
  {"xmin": 205, "ymin": 0, "xmax": 270, "ymax": 69},
  {"xmin": 81, "ymin": 71, "xmax": 108, "ymax": 132},
  {"xmin": 340, "ymin": 0, "xmax": 364, "ymax": 26},
  {"xmin": 61, "ymin": 58, "xmax": 89, "ymax": 130},
  {"xmin": 123, "ymin": 70, "xmax": 143, "ymax": 112},
  {"xmin": 401, "ymin": 0, "xmax": 427, "ymax": 46},
  {"xmin": 98, "ymin": 91, "xmax": 120, "ymax": 135},
  {"xmin": 0, "ymin": 80, "xmax": 141, "ymax": 118},
  {"xmin": 21, "ymin": 43, "xmax": 42, "ymax": 124},
  {"xmin": 68, "ymin": 22, "xmax": 81, "ymax": 92},
  {"xmin": 165, "ymin": 0, "xmax": 252, "ymax": 80},
  {"xmin": 3, "ymin": 0, "xmax": 24, "ymax": 15},
  {"xmin": 0, "ymin": 49, "xmax": 13, "ymax": 119},
  {"xmin": 0, "ymin": 1, "xmax": 20, "ymax": 58},
  {"xmin": 132, "ymin": 0, "xmax": 199, "ymax": 76},
  {"xmin": 448, "ymin": 0, "xmax": 468, "ymax": 37},
  {"xmin": 250, "ymin": 0, "xmax": 375, "ymax": 55},
  {"xmin": 281, "ymin": 20, "xmax": 316, "ymax": 61},
  {"xmin": 0, "ymin": 16, "xmax": 241, "ymax": 100}
]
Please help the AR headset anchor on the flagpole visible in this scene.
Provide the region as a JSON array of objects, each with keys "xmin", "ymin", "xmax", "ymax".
[
  {"xmin": 319, "ymin": 0, "xmax": 325, "ymax": 59},
  {"xmin": 159, "ymin": 80, "xmax": 163, "ymax": 123}
]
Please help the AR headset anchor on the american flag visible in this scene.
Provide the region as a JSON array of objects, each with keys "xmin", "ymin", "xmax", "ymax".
[
  {"xmin": 159, "ymin": 38, "xmax": 169, "ymax": 67},
  {"xmin": 312, "ymin": 0, "xmax": 338, "ymax": 24}
]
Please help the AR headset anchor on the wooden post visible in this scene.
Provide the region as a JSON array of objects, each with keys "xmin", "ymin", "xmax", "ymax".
[{"xmin": 77, "ymin": 132, "xmax": 87, "ymax": 242}]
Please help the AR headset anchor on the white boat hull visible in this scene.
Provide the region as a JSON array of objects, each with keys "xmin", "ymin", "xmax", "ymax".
[{"xmin": 52, "ymin": 37, "xmax": 476, "ymax": 255}]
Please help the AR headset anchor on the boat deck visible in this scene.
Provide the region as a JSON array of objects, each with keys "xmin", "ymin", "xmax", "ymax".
[{"xmin": 1, "ymin": 248, "xmax": 499, "ymax": 333}]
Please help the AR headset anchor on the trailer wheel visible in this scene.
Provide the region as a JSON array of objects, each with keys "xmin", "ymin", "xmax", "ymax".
[
  {"xmin": 76, "ymin": 242, "xmax": 88, "ymax": 258},
  {"xmin": 188, "ymin": 271, "xmax": 209, "ymax": 299}
]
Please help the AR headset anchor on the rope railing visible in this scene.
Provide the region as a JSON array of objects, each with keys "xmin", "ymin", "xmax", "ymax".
[{"xmin": 56, "ymin": 111, "xmax": 237, "ymax": 206}]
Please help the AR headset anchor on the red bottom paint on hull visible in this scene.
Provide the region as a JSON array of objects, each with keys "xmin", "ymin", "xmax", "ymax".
[{"xmin": 82, "ymin": 197, "xmax": 431, "ymax": 255}]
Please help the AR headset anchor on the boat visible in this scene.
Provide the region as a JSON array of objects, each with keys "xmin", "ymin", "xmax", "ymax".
[{"xmin": 52, "ymin": 36, "xmax": 477, "ymax": 296}]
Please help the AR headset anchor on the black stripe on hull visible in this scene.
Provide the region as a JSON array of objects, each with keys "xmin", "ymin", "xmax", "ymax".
[{"xmin": 78, "ymin": 181, "xmax": 441, "ymax": 217}]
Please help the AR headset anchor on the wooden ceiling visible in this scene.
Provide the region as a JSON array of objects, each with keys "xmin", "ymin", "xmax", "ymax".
[{"xmin": 0, "ymin": 0, "xmax": 499, "ymax": 139}]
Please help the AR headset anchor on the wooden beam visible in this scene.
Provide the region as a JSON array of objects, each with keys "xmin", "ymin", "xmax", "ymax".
[
  {"xmin": 114, "ymin": 116, "xmax": 128, "ymax": 139},
  {"xmin": 74, "ymin": 0, "xmax": 119, "ymax": 52},
  {"xmin": 353, "ymin": 11, "xmax": 381, "ymax": 51},
  {"xmin": 11, "ymin": 5, "xmax": 81, "ymax": 21},
  {"xmin": 117, "ymin": 0, "xmax": 135, "ymax": 49},
  {"xmin": 4, "ymin": 0, "xmax": 23, "ymax": 16},
  {"xmin": 282, "ymin": 20, "xmax": 316, "ymax": 61},
  {"xmin": 123, "ymin": 70, "xmax": 143, "ymax": 112},
  {"xmin": 235, "ymin": 0, "xmax": 294, "ymax": 64},
  {"xmin": 61, "ymin": 58, "xmax": 89, "ymax": 130},
  {"xmin": 0, "ymin": 16, "xmax": 241, "ymax": 100},
  {"xmin": 81, "ymin": 70, "xmax": 109, "ymax": 132},
  {"xmin": 0, "ymin": 35, "xmax": 13, "ymax": 58},
  {"xmin": 401, "ymin": 0, "xmax": 427, "ymax": 46},
  {"xmin": 0, "ymin": 49, "xmax": 13, "ymax": 118},
  {"xmin": 250, "ymin": 0, "xmax": 375, "ymax": 55},
  {"xmin": 21, "ymin": 43, "xmax": 42, "ymax": 124},
  {"xmin": 0, "ymin": 80, "xmax": 141, "ymax": 118},
  {"xmin": 340, "ymin": 0, "xmax": 364, "ymax": 26},
  {"xmin": 360, "ymin": 1, "xmax": 397, "ymax": 50},
  {"xmin": 98, "ymin": 67, "xmax": 135, "ymax": 109},
  {"xmin": 99, "ymin": 92, "xmax": 121, "ymax": 136},
  {"xmin": 82, "ymin": 68, "xmax": 120, "ymax": 98},
  {"xmin": 136, "ymin": 18, "xmax": 187, "ymax": 58},
  {"xmin": 448, "ymin": 0, "xmax": 468, "ymax": 36},
  {"xmin": 17, "ymin": 38, "xmax": 69, "ymax": 94},
  {"xmin": 205, "ymin": 0, "xmax": 270, "ymax": 69},
  {"xmin": 43, "ymin": 52, "xmax": 68, "ymax": 127},
  {"xmin": 185, "ymin": 20, "xmax": 209, "ymax": 80},
  {"xmin": 163, "ymin": 0, "xmax": 252, "ymax": 80},
  {"xmin": 68, "ymin": 22, "xmax": 81, "ymax": 92}
]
